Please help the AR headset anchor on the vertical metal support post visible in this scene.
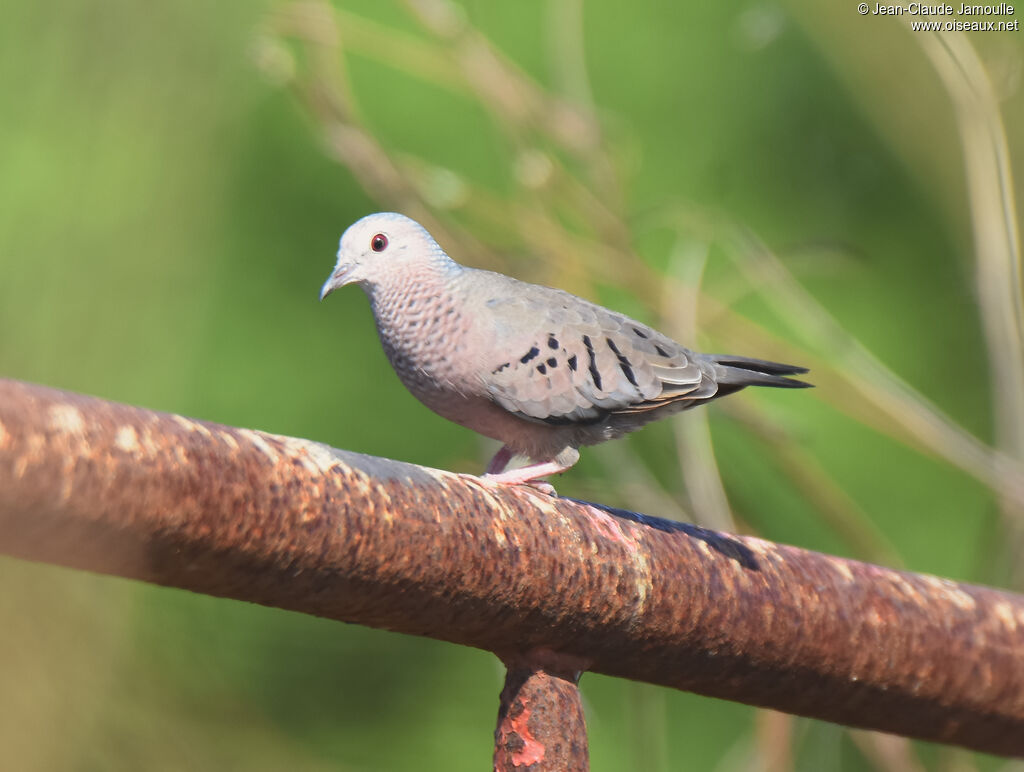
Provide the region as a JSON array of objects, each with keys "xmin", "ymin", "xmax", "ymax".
[{"xmin": 495, "ymin": 656, "xmax": 589, "ymax": 772}]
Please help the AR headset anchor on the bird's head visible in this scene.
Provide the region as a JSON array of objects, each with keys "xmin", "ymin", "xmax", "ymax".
[{"xmin": 319, "ymin": 212, "xmax": 455, "ymax": 301}]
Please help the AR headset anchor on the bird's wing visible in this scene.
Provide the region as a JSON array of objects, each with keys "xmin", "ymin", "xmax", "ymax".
[{"xmin": 473, "ymin": 276, "xmax": 718, "ymax": 425}]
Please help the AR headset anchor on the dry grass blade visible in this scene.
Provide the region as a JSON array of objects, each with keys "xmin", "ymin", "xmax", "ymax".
[
  {"xmin": 263, "ymin": 2, "xmax": 506, "ymax": 268},
  {"xmin": 664, "ymin": 236, "xmax": 735, "ymax": 531},
  {"xmin": 749, "ymin": 711, "xmax": 794, "ymax": 772},
  {"xmin": 911, "ymin": 25, "xmax": 1024, "ymax": 566},
  {"xmin": 592, "ymin": 442, "xmax": 691, "ymax": 522},
  {"xmin": 848, "ymin": 730, "xmax": 927, "ymax": 772},
  {"xmin": 720, "ymin": 227, "xmax": 1024, "ymax": 509},
  {"xmin": 724, "ymin": 400, "xmax": 904, "ymax": 567}
]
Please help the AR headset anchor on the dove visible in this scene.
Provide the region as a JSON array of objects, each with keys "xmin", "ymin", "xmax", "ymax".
[{"xmin": 320, "ymin": 212, "xmax": 810, "ymax": 487}]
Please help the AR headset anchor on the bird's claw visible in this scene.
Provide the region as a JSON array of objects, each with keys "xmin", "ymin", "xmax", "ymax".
[{"xmin": 478, "ymin": 473, "xmax": 558, "ymax": 497}]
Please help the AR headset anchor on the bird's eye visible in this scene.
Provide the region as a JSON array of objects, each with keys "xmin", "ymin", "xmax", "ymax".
[{"xmin": 370, "ymin": 233, "xmax": 388, "ymax": 252}]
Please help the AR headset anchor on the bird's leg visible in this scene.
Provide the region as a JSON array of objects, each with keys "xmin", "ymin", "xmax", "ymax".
[
  {"xmin": 485, "ymin": 446, "xmax": 515, "ymax": 475},
  {"xmin": 482, "ymin": 459, "xmax": 572, "ymax": 494},
  {"xmin": 481, "ymin": 448, "xmax": 578, "ymax": 494}
]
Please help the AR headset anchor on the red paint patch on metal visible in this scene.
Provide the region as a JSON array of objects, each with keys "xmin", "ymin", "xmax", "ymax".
[{"xmin": 499, "ymin": 703, "xmax": 544, "ymax": 767}]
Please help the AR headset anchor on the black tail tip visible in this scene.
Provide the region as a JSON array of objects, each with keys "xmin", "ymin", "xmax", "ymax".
[
  {"xmin": 710, "ymin": 354, "xmax": 809, "ymax": 376},
  {"xmin": 709, "ymin": 354, "xmax": 813, "ymax": 389}
]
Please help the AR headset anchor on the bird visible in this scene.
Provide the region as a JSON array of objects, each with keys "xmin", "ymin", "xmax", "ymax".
[{"xmin": 320, "ymin": 212, "xmax": 810, "ymax": 487}]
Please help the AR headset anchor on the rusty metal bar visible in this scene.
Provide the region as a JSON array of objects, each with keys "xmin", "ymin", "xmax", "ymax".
[
  {"xmin": 0, "ymin": 379, "xmax": 1022, "ymax": 758},
  {"xmin": 495, "ymin": 652, "xmax": 589, "ymax": 772}
]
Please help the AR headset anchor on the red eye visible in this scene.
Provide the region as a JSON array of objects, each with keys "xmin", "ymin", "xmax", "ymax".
[{"xmin": 371, "ymin": 233, "xmax": 388, "ymax": 252}]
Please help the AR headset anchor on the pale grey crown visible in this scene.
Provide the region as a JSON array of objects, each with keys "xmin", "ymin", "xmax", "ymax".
[{"xmin": 320, "ymin": 212, "xmax": 461, "ymax": 300}]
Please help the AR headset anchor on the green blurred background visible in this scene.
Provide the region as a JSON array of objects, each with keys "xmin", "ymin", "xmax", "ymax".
[{"xmin": 1, "ymin": 0, "xmax": 1022, "ymax": 769}]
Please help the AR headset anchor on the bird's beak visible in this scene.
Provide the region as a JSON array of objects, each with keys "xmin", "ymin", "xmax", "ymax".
[{"xmin": 319, "ymin": 264, "xmax": 354, "ymax": 301}]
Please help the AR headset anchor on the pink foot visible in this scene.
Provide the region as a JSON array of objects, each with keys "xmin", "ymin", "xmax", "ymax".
[
  {"xmin": 525, "ymin": 480, "xmax": 558, "ymax": 496},
  {"xmin": 482, "ymin": 459, "xmax": 571, "ymax": 495}
]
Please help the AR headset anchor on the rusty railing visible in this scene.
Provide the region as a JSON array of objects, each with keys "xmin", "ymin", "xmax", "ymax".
[{"xmin": 0, "ymin": 378, "xmax": 1022, "ymax": 768}]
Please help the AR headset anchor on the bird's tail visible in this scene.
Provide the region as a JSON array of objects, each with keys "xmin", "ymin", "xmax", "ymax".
[{"xmin": 709, "ymin": 354, "xmax": 813, "ymax": 390}]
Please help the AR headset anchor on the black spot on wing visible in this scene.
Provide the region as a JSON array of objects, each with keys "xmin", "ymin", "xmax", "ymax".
[
  {"xmin": 492, "ymin": 362, "xmax": 511, "ymax": 374},
  {"xmin": 567, "ymin": 355, "xmax": 577, "ymax": 371},
  {"xmin": 537, "ymin": 363, "xmax": 547, "ymax": 375},
  {"xmin": 583, "ymin": 335, "xmax": 602, "ymax": 391},
  {"xmin": 621, "ymin": 362, "xmax": 638, "ymax": 387},
  {"xmin": 547, "ymin": 335, "xmax": 559, "ymax": 349},
  {"xmin": 655, "ymin": 345, "xmax": 669, "ymax": 358},
  {"xmin": 632, "ymin": 327, "xmax": 648, "ymax": 339},
  {"xmin": 547, "ymin": 357, "xmax": 557, "ymax": 368},
  {"xmin": 520, "ymin": 346, "xmax": 540, "ymax": 364},
  {"xmin": 606, "ymin": 338, "xmax": 639, "ymax": 388}
]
